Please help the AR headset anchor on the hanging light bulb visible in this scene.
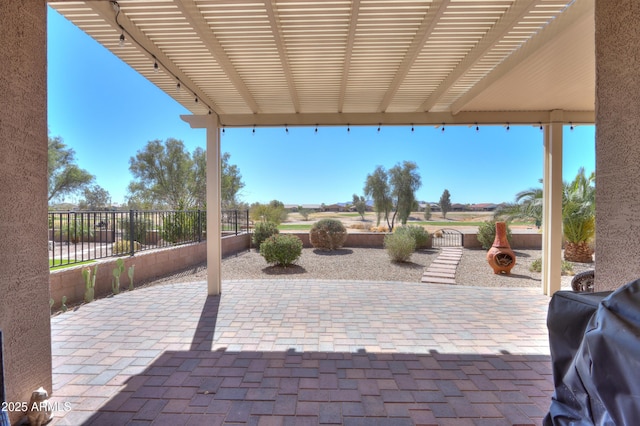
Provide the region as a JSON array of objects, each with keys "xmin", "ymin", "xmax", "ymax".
[
  {"xmin": 315, "ymin": 125, "xmax": 318, "ymax": 134},
  {"xmin": 195, "ymin": 97, "xmax": 198, "ymax": 104},
  {"xmin": 506, "ymin": 122, "xmax": 510, "ymax": 131},
  {"xmin": 475, "ymin": 123, "xmax": 479, "ymax": 132},
  {"xmin": 441, "ymin": 123, "xmax": 445, "ymax": 132},
  {"xmin": 570, "ymin": 122, "xmax": 575, "ymax": 131},
  {"xmin": 153, "ymin": 60, "xmax": 159, "ymax": 73},
  {"xmin": 252, "ymin": 125, "xmax": 256, "ymax": 135},
  {"xmin": 411, "ymin": 124, "xmax": 414, "ymax": 133},
  {"xmin": 539, "ymin": 122, "xmax": 543, "ymax": 131},
  {"xmin": 285, "ymin": 125, "xmax": 289, "ymax": 134},
  {"xmin": 119, "ymin": 32, "xmax": 125, "ymax": 47},
  {"xmin": 176, "ymin": 82, "xmax": 181, "ymax": 92},
  {"xmin": 377, "ymin": 124, "xmax": 381, "ymax": 133}
]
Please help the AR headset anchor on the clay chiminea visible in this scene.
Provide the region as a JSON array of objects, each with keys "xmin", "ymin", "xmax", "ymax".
[{"xmin": 486, "ymin": 221, "xmax": 516, "ymax": 274}]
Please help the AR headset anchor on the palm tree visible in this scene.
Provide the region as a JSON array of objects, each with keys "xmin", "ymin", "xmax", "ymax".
[
  {"xmin": 562, "ymin": 168, "xmax": 595, "ymax": 262},
  {"xmin": 496, "ymin": 169, "xmax": 595, "ymax": 262}
]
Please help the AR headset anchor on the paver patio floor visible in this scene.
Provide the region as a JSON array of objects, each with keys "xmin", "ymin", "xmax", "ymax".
[{"xmin": 49, "ymin": 279, "xmax": 553, "ymax": 425}]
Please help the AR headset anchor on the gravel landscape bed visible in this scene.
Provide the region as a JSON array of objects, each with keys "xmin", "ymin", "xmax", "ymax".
[{"xmin": 146, "ymin": 247, "xmax": 594, "ymax": 290}]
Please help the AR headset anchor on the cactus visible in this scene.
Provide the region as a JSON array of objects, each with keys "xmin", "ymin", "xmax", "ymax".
[
  {"xmin": 127, "ymin": 264, "xmax": 135, "ymax": 291},
  {"xmin": 112, "ymin": 258, "xmax": 125, "ymax": 295},
  {"xmin": 61, "ymin": 296, "xmax": 68, "ymax": 313},
  {"xmin": 82, "ymin": 264, "xmax": 98, "ymax": 303}
]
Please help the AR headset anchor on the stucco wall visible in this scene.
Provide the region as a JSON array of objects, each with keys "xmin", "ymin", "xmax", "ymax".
[
  {"xmin": 0, "ymin": 1, "xmax": 52, "ymax": 423},
  {"xmin": 595, "ymin": 0, "xmax": 640, "ymax": 290}
]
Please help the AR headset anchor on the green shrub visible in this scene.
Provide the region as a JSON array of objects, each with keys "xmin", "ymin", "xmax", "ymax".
[
  {"xmin": 477, "ymin": 220, "xmax": 512, "ymax": 249},
  {"xmin": 250, "ymin": 200, "xmax": 288, "ymax": 225},
  {"xmin": 309, "ymin": 218, "xmax": 348, "ymax": 250},
  {"xmin": 120, "ymin": 215, "xmax": 153, "ymax": 244},
  {"xmin": 161, "ymin": 210, "xmax": 198, "ymax": 243},
  {"xmin": 395, "ymin": 225, "xmax": 430, "ymax": 249},
  {"xmin": 113, "ymin": 240, "xmax": 142, "ymax": 255},
  {"xmin": 384, "ymin": 232, "xmax": 416, "ymax": 262},
  {"xmin": 260, "ymin": 234, "xmax": 303, "ymax": 266},
  {"xmin": 529, "ymin": 258, "xmax": 542, "ymax": 273},
  {"xmin": 253, "ymin": 221, "xmax": 279, "ymax": 250},
  {"xmin": 529, "ymin": 257, "xmax": 575, "ymax": 275}
]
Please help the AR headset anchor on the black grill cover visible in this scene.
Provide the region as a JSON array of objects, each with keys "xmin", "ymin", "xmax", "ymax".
[{"xmin": 545, "ymin": 279, "xmax": 640, "ymax": 425}]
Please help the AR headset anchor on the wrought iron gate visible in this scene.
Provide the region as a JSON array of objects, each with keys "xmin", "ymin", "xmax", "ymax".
[{"xmin": 431, "ymin": 228, "xmax": 463, "ymax": 248}]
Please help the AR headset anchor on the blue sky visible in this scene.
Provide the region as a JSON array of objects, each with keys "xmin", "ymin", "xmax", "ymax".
[{"xmin": 47, "ymin": 7, "xmax": 595, "ymax": 207}]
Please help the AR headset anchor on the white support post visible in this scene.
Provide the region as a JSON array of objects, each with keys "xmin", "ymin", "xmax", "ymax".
[
  {"xmin": 181, "ymin": 114, "xmax": 222, "ymax": 295},
  {"xmin": 542, "ymin": 111, "xmax": 564, "ymax": 295}
]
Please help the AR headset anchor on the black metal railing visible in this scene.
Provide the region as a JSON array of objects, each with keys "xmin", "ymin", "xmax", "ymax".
[{"xmin": 48, "ymin": 209, "xmax": 249, "ymax": 269}]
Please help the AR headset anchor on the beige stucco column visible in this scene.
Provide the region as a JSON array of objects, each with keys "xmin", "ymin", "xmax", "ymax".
[
  {"xmin": 0, "ymin": 2, "xmax": 52, "ymax": 423},
  {"xmin": 542, "ymin": 111, "xmax": 564, "ymax": 295},
  {"xmin": 181, "ymin": 115, "xmax": 222, "ymax": 295},
  {"xmin": 594, "ymin": 0, "xmax": 640, "ymax": 290}
]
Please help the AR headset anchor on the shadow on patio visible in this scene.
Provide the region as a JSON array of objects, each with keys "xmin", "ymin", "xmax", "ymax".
[{"xmin": 48, "ymin": 280, "xmax": 553, "ymax": 425}]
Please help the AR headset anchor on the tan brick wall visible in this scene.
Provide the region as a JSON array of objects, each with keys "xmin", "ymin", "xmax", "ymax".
[
  {"xmin": 0, "ymin": 1, "xmax": 52, "ymax": 422},
  {"xmin": 50, "ymin": 234, "xmax": 251, "ymax": 307}
]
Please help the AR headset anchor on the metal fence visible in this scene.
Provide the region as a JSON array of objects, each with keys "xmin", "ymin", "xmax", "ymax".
[{"xmin": 48, "ymin": 209, "xmax": 250, "ymax": 269}]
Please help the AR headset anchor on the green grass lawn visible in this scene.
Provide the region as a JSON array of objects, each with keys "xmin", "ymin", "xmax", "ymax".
[{"xmin": 49, "ymin": 259, "xmax": 96, "ymax": 271}]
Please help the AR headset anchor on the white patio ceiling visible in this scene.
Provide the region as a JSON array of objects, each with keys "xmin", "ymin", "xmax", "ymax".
[{"xmin": 48, "ymin": 0, "xmax": 594, "ymax": 127}]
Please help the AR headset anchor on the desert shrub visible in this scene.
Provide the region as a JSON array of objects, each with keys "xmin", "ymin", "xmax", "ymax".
[
  {"xmin": 350, "ymin": 223, "xmax": 372, "ymax": 231},
  {"xmin": 250, "ymin": 200, "xmax": 288, "ymax": 225},
  {"xmin": 113, "ymin": 240, "xmax": 142, "ymax": 255},
  {"xmin": 253, "ymin": 221, "xmax": 279, "ymax": 250},
  {"xmin": 161, "ymin": 210, "xmax": 198, "ymax": 243},
  {"xmin": 384, "ymin": 232, "xmax": 416, "ymax": 262},
  {"xmin": 529, "ymin": 257, "xmax": 575, "ymax": 275},
  {"xmin": 121, "ymin": 215, "xmax": 153, "ymax": 244},
  {"xmin": 260, "ymin": 234, "xmax": 303, "ymax": 266},
  {"xmin": 395, "ymin": 225, "xmax": 430, "ymax": 249},
  {"xmin": 309, "ymin": 218, "xmax": 347, "ymax": 250},
  {"xmin": 371, "ymin": 225, "xmax": 389, "ymax": 233},
  {"xmin": 477, "ymin": 220, "xmax": 512, "ymax": 249}
]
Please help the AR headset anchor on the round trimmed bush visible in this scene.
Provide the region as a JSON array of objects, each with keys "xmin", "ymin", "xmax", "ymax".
[
  {"xmin": 477, "ymin": 220, "xmax": 512, "ymax": 249},
  {"xmin": 309, "ymin": 218, "xmax": 347, "ymax": 251},
  {"xmin": 253, "ymin": 221, "xmax": 279, "ymax": 250},
  {"xmin": 395, "ymin": 225, "xmax": 430, "ymax": 249},
  {"xmin": 260, "ymin": 234, "xmax": 303, "ymax": 266},
  {"xmin": 384, "ymin": 232, "xmax": 416, "ymax": 262}
]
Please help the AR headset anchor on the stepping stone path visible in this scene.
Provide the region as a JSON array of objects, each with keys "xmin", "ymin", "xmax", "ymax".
[{"xmin": 421, "ymin": 247, "xmax": 463, "ymax": 285}]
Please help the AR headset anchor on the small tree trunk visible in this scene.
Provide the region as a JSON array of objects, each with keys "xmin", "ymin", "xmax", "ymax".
[{"xmin": 564, "ymin": 241, "xmax": 594, "ymax": 263}]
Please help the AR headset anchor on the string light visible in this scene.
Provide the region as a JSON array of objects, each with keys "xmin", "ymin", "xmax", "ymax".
[
  {"xmin": 411, "ymin": 124, "xmax": 414, "ymax": 133},
  {"xmin": 570, "ymin": 122, "xmax": 575, "ymax": 130},
  {"xmin": 315, "ymin": 125, "xmax": 318, "ymax": 133},
  {"xmin": 475, "ymin": 122, "xmax": 479, "ymax": 132},
  {"xmin": 347, "ymin": 124, "xmax": 350, "ymax": 133},
  {"xmin": 252, "ymin": 125, "xmax": 256, "ymax": 135},
  {"xmin": 506, "ymin": 122, "xmax": 510, "ymax": 131},
  {"xmin": 285, "ymin": 125, "xmax": 289, "ymax": 134},
  {"xmin": 176, "ymin": 82, "xmax": 181, "ymax": 92},
  {"xmin": 377, "ymin": 124, "xmax": 381, "ymax": 133},
  {"xmin": 222, "ymin": 126, "xmax": 225, "ymax": 134},
  {"xmin": 539, "ymin": 122, "xmax": 543, "ymax": 131},
  {"xmin": 441, "ymin": 123, "xmax": 445, "ymax": 132},
  {"xmin": 111, "ymin": 1, "xmax": 215, "ymax": 116}
]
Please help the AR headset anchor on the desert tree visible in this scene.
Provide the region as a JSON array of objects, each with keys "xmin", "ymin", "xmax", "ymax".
[
  {"xmin": 352, "ymin": 194, "xmax": 367, "ymax": 220},
  {"xmin": 389, "ymin": 161, "xmax": 422, "ymax": 226},
  {"xmin": 48, "ymin": 135, "xmax": 94, "ymax": 203},
  {"xmin": 78, "ymin": 185, "xmax": 111, "ymax": 210},
  {"xmin": 127, "ymin": 138, "xmax": 244, "ymax": 210},
  {"xmin": 439, "ymin": 189, "xmax": 452, "ymax": 219},
  {"xmin": 364, "ymin": 166, "xmax": 392, "ymax": 226}
]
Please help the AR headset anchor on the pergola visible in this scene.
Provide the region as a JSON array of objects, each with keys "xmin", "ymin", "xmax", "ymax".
[{"xmin": 48, "ymin": 0, "xmax": 595, "ymax": 297}]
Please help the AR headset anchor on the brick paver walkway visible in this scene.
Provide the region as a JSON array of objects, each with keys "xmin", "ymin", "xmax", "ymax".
[
  {"xmin": 421, "ymin": 248, "xmax": 463, "ymax": 285},
  {"xmin": 48, "ymin": 279, "xmax": 553, "ymax": 425}
]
